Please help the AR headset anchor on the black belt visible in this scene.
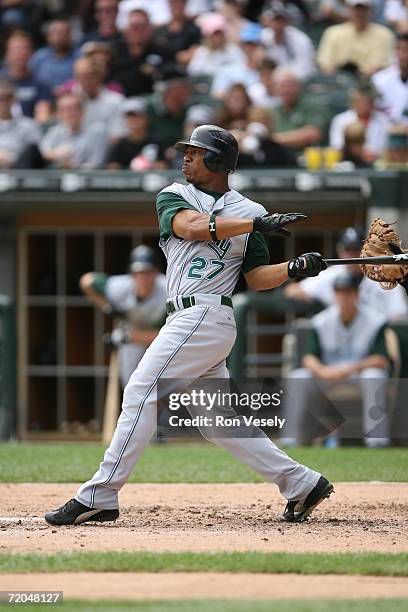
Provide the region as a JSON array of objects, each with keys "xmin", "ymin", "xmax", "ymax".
[{"xmin": 166, "ymin": 295, "xmax": 233, "ymax": 315}]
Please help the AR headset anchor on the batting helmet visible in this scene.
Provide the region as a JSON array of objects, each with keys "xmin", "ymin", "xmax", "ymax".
[
  {"xmin": 174, "ymin": 125, "xmax": 239, "ymax": 173},
  {"xmin": 129, "ymin": 245, "xmax": 157, "ymax": 272}
]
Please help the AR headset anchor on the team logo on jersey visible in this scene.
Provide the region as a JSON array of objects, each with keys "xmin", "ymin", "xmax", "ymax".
[{"xmin": 206, "ymin": 239, "xmax": 231, "ymax": 260}]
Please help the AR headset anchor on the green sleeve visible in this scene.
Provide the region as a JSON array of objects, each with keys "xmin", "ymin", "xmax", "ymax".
[
  {"xmin": 91, "ymin": 273, "xmax": 108, "ymax": 295},
  {"xmin": 305, "ymin": 328, "xmax": 321, "ymax": 358},
  {"xmin": 370, "ymin": 324, "xmax": 389, "ymax": 359},
  {"xmin": 241, "ymin": 233, "xmax": 270, "ymax": 273},
  {"xmin": 156, "ymin": 191, "xmax": 197, "ymax": 239}
]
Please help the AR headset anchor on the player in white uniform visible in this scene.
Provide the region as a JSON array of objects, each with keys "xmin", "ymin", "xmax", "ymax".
[
  {"xmin": 45, "ymin": 125, "xmax": 334, "ymax": 526},
  {"xmin": 284, "ymin": 227, "xmax": 408, "ymax": 320},
  {"xmin": 80, "ymin": 245, "xmax": 167, "ymax": 388}
]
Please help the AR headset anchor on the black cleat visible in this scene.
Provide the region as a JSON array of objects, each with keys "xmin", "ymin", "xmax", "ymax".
[
  {"xmin": 45, "ymin": 498, "xmax": 119, "ymax": 526},
  {"xmin": 282, "ymin": 476, "xmax": 334, "ymax": 523}
]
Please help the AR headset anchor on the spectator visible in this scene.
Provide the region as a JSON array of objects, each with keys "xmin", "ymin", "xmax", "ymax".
[
  {"xmin": 384, "ymin": 0, "xmax": 408, "ymax": 29},
  {"xmin": 116, "ymin": 0, "xmax": 172, "ymax": 27},
  {"xmin": 329, "ymin": 82, "xmax": 389, "ymax": 161},
  {"xmin": 318, "ymin": 0, "xmax": 349, "ymax": 26},
  {"xmin": 272, "ymin": 69, "xmax": 328, "ymax": 151},
  {"xmin": 376, "ymin": 125, "xmax": 408, "ymax": 168},
  {"xmin": 0, "ymin": 79, "xmax": 40, "ymax": 168},
  {"xmin": 76, "ymin": 42, "xmax": 123, "ymax": 93},
  {"xmin": 0, "ymin": 0, "xmax": 30, "ymax": 34},
  {"xmin": 168, "ymin": 102, "xmax": 217, "ymax": 167},
  {"xmin": 217, "ymin": 82, "xmax": 253, "ymax": 131},
  {"xmin": 235, "ymin": 106, "xmax": 298, "ymax": 167},
  {"xmin": 282, "ymin": 273, "xmax": 391, "ymax": 448},
  {"xmin": 61, "ymin": 56, "xmax": 125, "ymax": 139},
  {"xmin": 284, "ymin": 226, "xmax": 408, "ymax": 319},
  {"xmin": 84, "ymin": 0, "xmax": 123, "ymax": 44},
  {"xmin": 31, "ymin": 18, "xmax": 80, "ymax": 90},
  {"xmin": 39, "ymin": 92, "xmax": 108, "ymax": 168},
  {"xmin": 373, "ymin": 32, "xmax": 408, "ymax": 123},
  {"xmin": 154, "ymin": 0, "xmax": 202, "ymax": 68},
  {"xmin": 341, "ymin": 121, "xmax": 372, "ymax": 167},
  {"xmin": 111, "ymin": 9, "xmax": 167, "ymax": 96},
  {"xmin": 187, "ymin": 12, "xmax": 245, "ymax": 77},
  {"xmin": 248, "ymin": 57, "xmax": 279, "ymax": 107},
  {"xmin": 317, "ymin": 0, "xmax": 394, "ymax": 76},
  {"xmin": 211, "ymin": 22, "xmax": 266, "ymax": 98},
  {"xmin": 106, "ymin": 97, "xmax": 166, "ymax": 170},
  {"xmin": 147, "ymin": 76, "xmax": 192, "ymax": 148},
  {"xmin": 260, "ymin": 2, "xmax": 315, "ymax": 80},
  {"xmin": 0, "ymin": 30, "xmax": 53, "ymax": 123},
  {"xmin": 217, "ymin": 0, "xmax": 251, "ymax": 43}
]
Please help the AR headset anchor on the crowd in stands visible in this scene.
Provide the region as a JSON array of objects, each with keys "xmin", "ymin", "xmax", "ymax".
[{"xmin": 1, "ymin": 0, "xmax": 408, "ymax": 171}]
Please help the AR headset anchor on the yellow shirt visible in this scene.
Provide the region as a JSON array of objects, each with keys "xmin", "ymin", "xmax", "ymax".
[{"xmin": 317, "ymin": 22, "xmax": 395, "ymax": 75}]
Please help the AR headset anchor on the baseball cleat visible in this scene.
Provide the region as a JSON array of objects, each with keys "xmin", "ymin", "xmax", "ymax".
[
  {"xmin": 282, "ymin": 476, "xmax": 334, "ymax": 523},
  {"xmin": 44, "ymin": 498, "xmax": 119, "ymax": 526}
]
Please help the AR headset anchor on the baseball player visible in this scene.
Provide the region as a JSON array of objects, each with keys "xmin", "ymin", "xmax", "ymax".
[
  {"xmin": 45, "ymin": 124, "xmax": 334, "ymax": 526},
  {"xmin": 284, "ymin": 227, "xmax": 408, "ymax": 320},
  {"xmin": 80, "ymin": 245, "xmax": 167, "ymax": 388}
]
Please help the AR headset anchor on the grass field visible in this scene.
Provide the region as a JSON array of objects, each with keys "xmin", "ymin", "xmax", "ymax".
[
  {"xmin": 1, "ymin": 442, "xmax": 407, "ymax": 483},
  {"xmin": 1, "ymin": 551, "xmax": 408, "ymax": 576}
]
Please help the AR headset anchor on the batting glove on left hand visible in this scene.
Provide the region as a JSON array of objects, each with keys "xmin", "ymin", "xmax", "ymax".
[
  {"xmin": 253, "ymin": 213, "xmax": 307, "ymax": 237},
  {"xmin": 103, "ymin": 328, "xmax": 132, "ymax": 347},
  {"xmin": 288, "ymin": 252, "xmax": 327, "ymax": 279}
]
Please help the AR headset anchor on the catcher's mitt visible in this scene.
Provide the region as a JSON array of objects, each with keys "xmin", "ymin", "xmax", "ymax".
[{"xmin": 360, "ymin": 218, "xmax": 408, "ymax": 289}]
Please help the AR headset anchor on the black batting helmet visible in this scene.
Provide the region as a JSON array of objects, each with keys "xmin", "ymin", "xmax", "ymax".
[
  {"xmin": 174, "ymin": 124, "xmax": 239, "ymax": 173},
  {"xmin": 129, "ymin": 245, "xmax": 157, "ymax": 272}
]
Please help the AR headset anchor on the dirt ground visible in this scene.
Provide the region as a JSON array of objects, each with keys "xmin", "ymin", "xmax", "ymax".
[
  {"xmin": 1, "ymin": 573, "xmax": 408, "ymax": 601},
  {"xmin": 1, "ymin": 483, "xmax": 407, "ymax": 601},
  {"xmin": 0, "ymin": 483, "xmax": 407, "ymax": 554}
]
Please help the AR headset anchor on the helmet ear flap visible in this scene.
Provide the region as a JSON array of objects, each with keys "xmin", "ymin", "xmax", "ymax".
[{"xmin": 203, "ymin": 150, "xmax": 226, "ymax": 173}]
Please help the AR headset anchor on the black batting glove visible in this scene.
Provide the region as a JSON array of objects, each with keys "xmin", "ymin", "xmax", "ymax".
[
  {"xmin": 253, "ymin": 213, "xmax": 307, "ymax": 237},
  {"xmin": 288, "ymin": 252, "xmax": 327, "ymax": 279},
  {"xmin": 389, "ymin": 241, "xmax": 408, "ymax": 292}
]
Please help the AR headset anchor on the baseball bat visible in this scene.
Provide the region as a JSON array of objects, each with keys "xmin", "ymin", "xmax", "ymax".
[
  {"xmin": 325, "ymin": 254, "xmax": 408, "ymax": 266},
  {"xmin": 102, "ymin": 349, "xmax": 120, "ymax": 444}
]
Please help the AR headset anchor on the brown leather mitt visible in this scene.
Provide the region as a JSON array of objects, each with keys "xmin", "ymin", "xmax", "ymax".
[{"xmin": 360, "ymin": 218, "xmax": 407, "ymax": 289}]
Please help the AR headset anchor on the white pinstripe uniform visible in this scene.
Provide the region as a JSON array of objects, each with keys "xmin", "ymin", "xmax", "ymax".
[{"xmin": 75, "ymin": 182, "xmax": 321, "ymax": 510}]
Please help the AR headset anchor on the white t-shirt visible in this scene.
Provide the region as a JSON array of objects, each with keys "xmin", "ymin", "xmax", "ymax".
[
  {"xmin": 300, "ymin": 266, "xmax": 408, "ymax": 320},
  {"xmin": 329, "ymin": 108, "xmax": 390, "ymax": 155},
  {"xmin": 187, "ymin": 43, "xmax": 246, "ymax": 77},
  {"xmin": 261, "ymin": 25, "xmax": 315, "ymax": 80},
  {"xmin": 372, "ymin": 63, "xmax": 408, "ymax": 123}
]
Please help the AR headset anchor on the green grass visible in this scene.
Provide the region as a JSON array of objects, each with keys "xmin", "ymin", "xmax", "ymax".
[
  {"xmin": 1, "ymin": 551, "xmax": 408, "ymax": 576},
  {"xmin": 0, "ymin": 600, "xmax": 407, "ymax": 612},
  {"xmin": 0, "ymin": 442, "xmax": 407, "ymax": 483}
]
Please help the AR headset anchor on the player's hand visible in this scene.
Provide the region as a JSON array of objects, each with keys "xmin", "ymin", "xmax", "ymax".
[
  {"xmin": 253, "ymin": 213, "xmax": 307, "ymax": 237},
  {"xmin": 287, "ymin": 252, "xmax": 327, "ymax": 279},
  {"xmin": 102, "ymin": 303, "xmax": 127, "ymax": 319},
  {"xmin": 103, "ymin": 328, "xmax": 132, "ymax": 347}
]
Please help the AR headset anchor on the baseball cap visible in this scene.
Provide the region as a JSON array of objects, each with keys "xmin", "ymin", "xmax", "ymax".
[
  {"xmin": 337, "ymin": 227, "xmax": 364, "ymax": 250},
  {"xmin": 240, "ymin": 22, "xmax": 262, "ymax": 44},
  {"xmin": 185, "ymin": 104, "xmax": 216, "ymax": 125},
  {"xmin": 262, "ymin": 1, "xmax": 292, "ymax": 20},
  {"xmin": 333, "ymin": 273, "xmax": 362, "ymax": 291},
  {"xmin": 198, "ymin": 12, "xmax": 227, "ymax": 36},
  {"xmin": 122, "ymin": 97, "xmax": 147, "ymax": 115},
  {"xmin": 346, "ymin": 0, "xmax": 372, "ymax": 7},
  {"xmin": 129, "ymin": 245, "xmax": 157, "ymax": 272}
]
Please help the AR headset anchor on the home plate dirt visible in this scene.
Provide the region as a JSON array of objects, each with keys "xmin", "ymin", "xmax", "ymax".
[
  {"xmin": 1, "ymin": 573, "xmax": 408, "ymax": 601},
  {"xmin": 1, "ymin": 483, "xmax": 407, "ymax": 554}
]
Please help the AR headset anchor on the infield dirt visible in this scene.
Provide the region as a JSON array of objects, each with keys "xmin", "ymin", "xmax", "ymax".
[{"xmin": 1, "ymin": 482, "xmax": 407, "ymax": 555}]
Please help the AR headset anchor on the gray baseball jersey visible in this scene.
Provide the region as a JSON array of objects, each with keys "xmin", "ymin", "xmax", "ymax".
[{"xmin": 156, "ymin": 182, "xmax": 271, "ymax": 297}]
